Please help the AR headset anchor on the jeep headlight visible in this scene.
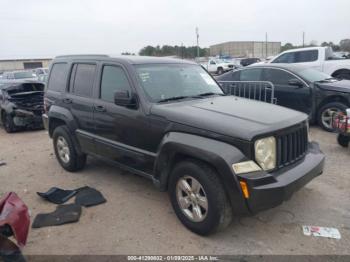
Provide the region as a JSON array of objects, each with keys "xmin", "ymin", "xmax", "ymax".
[{"xmin": 254, "ymin": 136, "xmax": 276, "ymax": 171}]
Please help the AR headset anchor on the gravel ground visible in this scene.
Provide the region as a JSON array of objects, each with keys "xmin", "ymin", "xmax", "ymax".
[{"xmin": 0, "ymin": 127, "xmax": 349, "ymax": 255}]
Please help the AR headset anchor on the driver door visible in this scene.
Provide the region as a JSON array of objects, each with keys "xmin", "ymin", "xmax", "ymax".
[{"xmin": 262, "ymin": 68, "xmax": 312, "ymax": 115}]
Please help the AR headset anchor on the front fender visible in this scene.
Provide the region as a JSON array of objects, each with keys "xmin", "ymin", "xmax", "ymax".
[{"xmin": 154, "ymin": 132, "xmax": 250, "ymax": 215}]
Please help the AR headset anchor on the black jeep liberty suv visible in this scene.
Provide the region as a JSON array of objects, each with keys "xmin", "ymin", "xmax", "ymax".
[{"xmin": 43, "ymin": 55, "xmax": 325, "ymax": 235}]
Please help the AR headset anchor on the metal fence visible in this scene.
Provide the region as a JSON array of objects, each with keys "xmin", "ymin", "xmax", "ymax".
[{"xmin": 218, "ymin": 81, "xmax": 276, "ymax": 104}]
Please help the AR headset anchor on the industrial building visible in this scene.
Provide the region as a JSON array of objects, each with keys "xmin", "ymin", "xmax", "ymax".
[
  {"xmin": 210, "ymin": 41, "xmax": 281, "ymax": 58},
  {"xmin": 0, "ymin": 57, "xmax": 52, "ymax": 73}
]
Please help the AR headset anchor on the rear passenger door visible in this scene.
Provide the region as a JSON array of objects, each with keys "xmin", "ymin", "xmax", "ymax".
[{"xmin": 65, "ymin": 63, "xmax": 97, "ymax": 153}]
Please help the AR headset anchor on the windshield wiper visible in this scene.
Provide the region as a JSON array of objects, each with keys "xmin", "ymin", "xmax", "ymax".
[
  {"xmin": 158, "ymin": 96, "xmax": 190, "ymax": 103},
  {"xmin": 196, "ymin": 92, "xmax": 225, "ymax": 97}
]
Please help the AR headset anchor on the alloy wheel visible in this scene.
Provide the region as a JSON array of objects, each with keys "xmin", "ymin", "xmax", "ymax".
[
  {"xmin": 56, "ymin": 136, "xmax": 70, "ymax": 164},
  {"xmin": 321, "ymin": 107, "xmax": 342, "ymax": 130},
  {"xmin": 176, "ymin": 175, "xmax": 208, "ymax": 222}
]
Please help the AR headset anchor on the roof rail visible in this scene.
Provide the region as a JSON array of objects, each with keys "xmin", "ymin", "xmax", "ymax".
[{"xmin": 55, "ymin": 54, "xmax": 110, "ymax": 58}]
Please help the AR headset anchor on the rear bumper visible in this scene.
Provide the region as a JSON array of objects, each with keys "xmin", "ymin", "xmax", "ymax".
[{"xmin": 238, "ymin": 142, "xmax": 325, "ymax": 213}]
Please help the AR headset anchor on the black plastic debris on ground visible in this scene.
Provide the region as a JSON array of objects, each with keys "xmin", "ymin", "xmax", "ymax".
[
  {"xmin": 0, "ymin": 161, "xmax": 6, "ymax": 167},
  {"xmin": 75, "ymin": 187, "xmax": 106, "ymax": 207},
  {"xmin": 32, "ymin": 204, "xmax": 82, "ymax": 228},
  {"xmin": 37, "ymin": 187, "xmax": 78, "ymax": 205}
]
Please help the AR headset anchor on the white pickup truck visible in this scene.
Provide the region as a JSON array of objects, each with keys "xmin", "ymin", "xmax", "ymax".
[
  {"xmin": 270, "ymin": 46, "xmax": 350, "ymax": 79},
  {"xmin": 200, "ymin": 59, "xmax": 234, "ymax": 75}
]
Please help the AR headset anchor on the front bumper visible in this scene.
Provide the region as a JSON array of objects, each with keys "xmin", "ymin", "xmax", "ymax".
[
  {"xmin": 13, "ymin": 109, "xmax": 43, "ymax": 128},
  {"xmin": 238, "ymin": 141, "xmax": 325, "ymax": 213}
]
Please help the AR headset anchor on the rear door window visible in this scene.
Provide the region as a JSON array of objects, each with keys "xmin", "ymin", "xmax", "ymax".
[
  {"xmin": 240, "ymin": 68, "xmax": 263, "ymax": 81},
  {"xmin": 71, "ymin": 64, "xmax": 96, "ymax": 97},
  {"xmin": 48, "ymin": 63, "xmax": 69, "ymax": 92},
  {"xmin": 294, "ymin": 50, "xmax": 318, "ymax": 63}
]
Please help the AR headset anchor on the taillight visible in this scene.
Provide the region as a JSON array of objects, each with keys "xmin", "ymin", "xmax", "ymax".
[{"xmin": 44, "ymin": 97, "xmax": 49, "ymax": 114}]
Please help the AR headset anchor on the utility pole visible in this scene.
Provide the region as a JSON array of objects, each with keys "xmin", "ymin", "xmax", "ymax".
[
  {"xmin": 265, "ymin": 32, "xmax": 268, "ymax": 58},
  {"xmin": 181, "ymin": 42, "xmax": 184, "ymax": 59},
  {"xmin": 303, "ymin": 32, "xmax": 305, "ymax": 47},
  {"xmin": 196, "ymin": 27, "xmax": 199, "ymax": 58}
]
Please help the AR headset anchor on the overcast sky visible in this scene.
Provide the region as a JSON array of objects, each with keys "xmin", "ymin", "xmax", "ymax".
[{"xmin": 0, "ymin": 0, "xmax": 349, "ymax": 58}]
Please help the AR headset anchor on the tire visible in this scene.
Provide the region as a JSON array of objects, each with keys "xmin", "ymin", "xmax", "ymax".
[
  {"xmin": 2, "ymin": 112, "xmax": 16, "ymax": 133},
  {"xmin": 317, "ymin": 102, "xmax": 348, "ymax": 132},
  {"xmin": 52, "ymin": 125, "xmax": 86, "ymax": 172},
  {"xmin": 217, "ymin": 68, "xmax": 224, "ymax": 75},
  {"xmin": 168, "ymin": 160, "xmax": 232, "ymax": 235},
  {"xmin": 337, "ymin": 134, "xmax": 350, "ymax": 148}
]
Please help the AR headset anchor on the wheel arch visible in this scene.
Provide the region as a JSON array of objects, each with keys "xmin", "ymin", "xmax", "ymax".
[
  {"xmin": 331, "ymin": 68, "xmax": 350, "ymax": 78},
  {"xmin": 318, "ymin": 96, "xmax": 350, "ymax": 111},
  {"xmin": 153, "ymin": 132, "xmax": 250, "ymax": 215}
]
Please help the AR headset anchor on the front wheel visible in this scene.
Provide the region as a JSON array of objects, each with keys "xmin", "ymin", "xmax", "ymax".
[
  {"xmin": 168, "ymin": 160, "xmax": 232, "ymax": 235},
  {"xmin": 318, "ymin": 102, "xmax": 348, "ymax": 132},
  {"xmin": 2, "ymin": 113, "xmax": 16, "ymax": 133}
]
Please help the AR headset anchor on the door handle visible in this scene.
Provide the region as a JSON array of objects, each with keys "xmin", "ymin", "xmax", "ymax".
[
  {"xmin": 94, "ymin": 105, "xmax": 106, "ymax": 112},
  {"xmin": 62, "ymin": 98, "xmax": 72, "ymax": 104}
]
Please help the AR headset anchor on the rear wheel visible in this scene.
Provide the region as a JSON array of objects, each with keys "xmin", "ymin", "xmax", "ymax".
[
  {"xmin": 168, "ymin": 160, "xmax": 232, "ymax": 235},
  {"xmin": 217, "ymin": 67, "xmax": 224, "ymax": 75},
  {"xmin": 318, "ymin": 102, "xmax": 348, "ymax": 132},
  {"xmin": 53, "ymin": 126, "xmax": 86, "ymax": 172},
  {"xmin": 337, "ymin": 134, "xmax": 350, "ymax": 148}
]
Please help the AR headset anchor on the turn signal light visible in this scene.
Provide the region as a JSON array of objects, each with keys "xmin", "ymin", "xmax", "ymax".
[{"xmin": 239, "ymin": 181, "xmax": 249, "ymax": 199}]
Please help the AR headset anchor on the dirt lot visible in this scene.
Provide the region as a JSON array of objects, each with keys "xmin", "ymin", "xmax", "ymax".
[{"xmin": 0, "ymin": 127, "xmax": 349, "ymax": 255}]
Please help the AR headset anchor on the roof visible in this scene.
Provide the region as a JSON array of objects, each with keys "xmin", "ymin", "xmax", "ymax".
[
  {"xmin": 279, "ymin": 46, "xmax": 327, "ymax": 54},
  {"xmin": 250, "ymin": 63, "xmax": 311, "ymax": 72},
  {"xmin": 53, "ymin": 55, "xmax": 196, "ymax": 65}
]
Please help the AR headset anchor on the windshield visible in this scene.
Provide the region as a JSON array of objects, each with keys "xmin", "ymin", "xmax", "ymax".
[
  {"xmin": 135, "ymin": 64, "xmax": 223, "ymax": 102},
  {"xmin": 297, "ymin": 68, "xmax": 333, "ymax": 82},
  {"xmin": 14, "ymin": 71, "xmax": 35, "ymax": 79}
]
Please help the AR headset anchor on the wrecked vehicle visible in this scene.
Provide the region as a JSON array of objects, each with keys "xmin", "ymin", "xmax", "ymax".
[
  {"xmin": 43, "ymin": 55, "xmax": 325, "ymax": 235},
  {"xmin": 0, "ymin": 81, "xmax": 45, "ymax": 133}
]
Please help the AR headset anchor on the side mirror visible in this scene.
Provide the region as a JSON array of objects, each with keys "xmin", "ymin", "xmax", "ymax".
[
  {"xmin": 288, "ymin": 79, "xmax": 303, "ymax": 88},
  {"xmin": 114, "ymin": 90, "xmax": 137, "ymax": 108}
]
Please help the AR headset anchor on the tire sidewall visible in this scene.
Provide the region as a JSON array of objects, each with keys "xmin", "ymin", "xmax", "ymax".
[
  {"xmin": 169, "ymin": 161, "xmax": 225, "ymax": 235},
  {"xmin": 3, "ymin": 113, "xmax": 15, "ymax": 133}
]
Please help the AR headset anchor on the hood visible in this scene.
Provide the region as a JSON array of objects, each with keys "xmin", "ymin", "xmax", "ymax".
[
  {"xmin": 151, "ymin": 96, "xmax": 307, "ymax": 141},
  {"xmin": 316, "ymin": 79, "xmax": 350, "ymax": 93}
]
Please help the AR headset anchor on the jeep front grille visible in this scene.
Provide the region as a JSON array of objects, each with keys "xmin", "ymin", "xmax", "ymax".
[{"xmin": 276, "ymin": 124, "xmax": 308, "ymax": 168}]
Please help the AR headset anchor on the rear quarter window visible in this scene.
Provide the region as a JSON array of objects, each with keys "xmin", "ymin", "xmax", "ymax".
[{"xmin": 48, "ymin": 63, "xmax": 69, "ymax": 92}]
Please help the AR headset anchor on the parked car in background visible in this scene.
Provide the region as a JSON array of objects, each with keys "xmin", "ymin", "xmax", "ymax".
[
  {"xmin": 217, "ymin": 64, "xmax": 350, "ymax": 131},
  {"xmin": 2, "ymin": 70, "xmax": 37, "ymax": 81},
  {"xmin": 0, "ymin": 80, "xmax": 44, "ymax": 133},
  {"xmin": 33, "ymin": 67, "xmax": 49, "ymax": 76},
  {"xmin": 200, "ymin": 58, "xmax": 234, "ymax": 75},
  {"xmin": 43, "ymin": 55, "xmax": 324, "ymax": 235},
  {"xmin": 37, "ymin": 74, "xmax": 48, "ymax": 83},
  {"xmin": 270, "ymin": 47, "xmax": 350, "ymax": 80},
  {"xmin": 240, "ymin": 57, "xmax": 261, "ymax": 67}
]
